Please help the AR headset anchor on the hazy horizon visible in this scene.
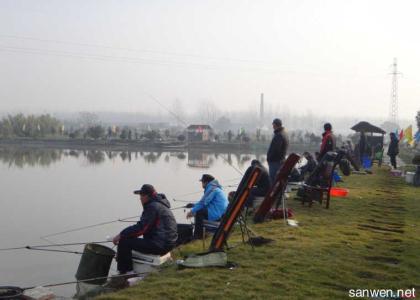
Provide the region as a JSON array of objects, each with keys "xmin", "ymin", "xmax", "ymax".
[{"xmin": 1, "ymin": 0, "xmax": 419, "ymax": 122}]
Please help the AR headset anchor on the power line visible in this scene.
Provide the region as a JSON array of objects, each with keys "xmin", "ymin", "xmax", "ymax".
[
  {"xmin": 0, "ymin": 44, "xmax": 281, "ymax": 73},
  {"xmin": 0, "ymin": 33, "xmax": 276, "ymax": 65}
]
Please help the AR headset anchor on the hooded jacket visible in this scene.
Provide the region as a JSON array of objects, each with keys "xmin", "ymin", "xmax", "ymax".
[
  {"xmin": 191, "ymin": 180, "xmax": 229, "ymax": 221},
  {"xmin": 120, "ymin": 193, "xmax": 178, "ymax": 250}
]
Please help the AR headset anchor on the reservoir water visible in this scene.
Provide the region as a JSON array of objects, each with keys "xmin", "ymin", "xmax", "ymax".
[{"xmin": 0, "ymin": 145, "xmax": 307, "ymax": 297}]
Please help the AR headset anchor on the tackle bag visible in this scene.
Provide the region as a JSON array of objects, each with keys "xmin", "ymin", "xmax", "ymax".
[{"xmin": 177, "ymin": 251, "xmax": 227, "ymax": 268}]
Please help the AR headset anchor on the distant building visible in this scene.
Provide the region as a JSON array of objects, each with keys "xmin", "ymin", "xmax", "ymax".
[{"xmin": 186, "ymin": 125, "xmax": 213, "ymax": 142}]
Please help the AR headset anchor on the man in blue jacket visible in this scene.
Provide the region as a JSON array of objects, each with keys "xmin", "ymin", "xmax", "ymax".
[
  {"xmin": 112, "ymin": 184, "xmax": 178, "ymax": 274},
  {"xmin": 186, "ymin": 174, "xmax": 228, "ymax": 239}
]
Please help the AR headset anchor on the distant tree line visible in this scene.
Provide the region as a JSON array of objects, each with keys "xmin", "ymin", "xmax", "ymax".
[{"xmin": 0, "ymin": 114, "xmax": 63, "ymax": 138}]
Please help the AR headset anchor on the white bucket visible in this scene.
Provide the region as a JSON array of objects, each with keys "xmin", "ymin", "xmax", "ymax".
[
  {"xmin": 405, "ymin": 172, "xmax": 415, "ymax": 184},
  {"xmin": 132, "ymin": 251, "xmax": 172, "ymax": 274}
]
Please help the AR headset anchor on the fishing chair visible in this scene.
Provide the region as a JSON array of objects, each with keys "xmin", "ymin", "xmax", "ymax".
[
  {"xmin": 253, "ymin": 153, "xmax": 301, "ymax": 223},
  {"xmin": 202, "ymin": 220, "xmax": 220, "ymax": 249},
  {"xmin": 299, "ymin": 150, "xmax": 354, "ymax": 209},
  {"xmin": 202, "ymin": 206, "xmax": 259, "ymax": 250},
  {"xmin": 298, "ymin": 151, "xmax": 338, "ymax": 209},
  {"xmin": 208, "ymin": 166, "xmax": 263, "ymax": 252}
]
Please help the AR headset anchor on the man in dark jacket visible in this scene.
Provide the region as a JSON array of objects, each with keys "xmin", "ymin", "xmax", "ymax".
[
  {"xmin": 267, "ymin": 118, "xmax": 289, "ymax": 183},
  {"xmin": 298, "ymin": 152, "xmax": 318, "ymax": 181},
  {"xmin": 245, "ymin": 160, "xmax": 270, "ymax": 208},
  {"xmin": 112, "ymin": 184, "xmax": 178, "ymax": 274},
  {"xmin": 387, "ymin": 132, "xmax": 399, "ymax": 169},
  {"xmin": 319, "ymin": 123, "xmax": 336, "ymax": 161}
]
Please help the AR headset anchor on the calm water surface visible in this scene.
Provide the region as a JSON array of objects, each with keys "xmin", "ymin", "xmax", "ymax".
[{"xmin": 0, "ymin": 146, "xmax": 306, "ymax": 297}]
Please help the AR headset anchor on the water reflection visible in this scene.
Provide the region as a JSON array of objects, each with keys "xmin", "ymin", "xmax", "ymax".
[
  {"xmin": 188, "ymin": 151, "xmax": 212, "ymax": 168},
  {"xmin": 84, "ymin": 150, "xmax": 106, "ymax": 165},
  {"xmin": 0, "ymin": 147, "xmax": 64, "ymax": 168},
  {"xmin": 0, "ymin": 146, "xmax": 268, "ymax": 169}
]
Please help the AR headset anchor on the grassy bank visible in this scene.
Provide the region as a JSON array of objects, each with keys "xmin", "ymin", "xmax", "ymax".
[{"xmin": 98, "ymin": 166, "xmax": 420, "ymax": 300}]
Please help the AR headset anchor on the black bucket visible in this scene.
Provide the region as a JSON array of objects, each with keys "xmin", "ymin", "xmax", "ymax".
[
  {"xmin": 176, "ymin": 224, "xmax": 194, "ymax": 246},
  {"xmin": 75, "ymin": 243, "xmax": 115, "ymax": 285},
  {"xmin": 0, "ymin": 286, "xmax": 23, "ymax": 300}
]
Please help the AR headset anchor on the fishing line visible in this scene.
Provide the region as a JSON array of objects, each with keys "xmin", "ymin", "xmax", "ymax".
[
  {"xmin": 218, "ymin": 154, "xmax": 244, "ymax": 176},
  {"xmin": 40, "ymin": 235, "xmax": 81, "ymax": 253},
  {"xmin": 143, "ymin": 91, "xmax": 245, "ymax": 177}
]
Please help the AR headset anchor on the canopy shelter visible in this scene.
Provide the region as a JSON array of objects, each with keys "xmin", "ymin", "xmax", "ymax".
[
  {"xmin": 351, "ymin": 121, "xmax": 386, "ymax": 165},
  {"xmin": 351, "ymin": 121, "xmax": 386, "ymax": 134}
]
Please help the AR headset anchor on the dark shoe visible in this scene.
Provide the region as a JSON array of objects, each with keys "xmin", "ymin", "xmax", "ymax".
[{"xmin": 105, "ymin": 271, "xmax": 137, "ymax": 289}]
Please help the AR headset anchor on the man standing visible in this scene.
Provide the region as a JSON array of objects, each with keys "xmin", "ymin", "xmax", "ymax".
[
  {"xmin": 319, "ymin": 123, "xmax": 336, "ymax": 161},
  {"xmin": 112, "ymin": 184, "xmax": 178, "ymax": 274},
  {"xmin": 267, "ymin": 118, "xmax": 289, "ymax": 183},
  {"xmin": 186, "ymin": 174, "xmax": 228, "ymax": 239},
  {"xmin": 387, "ymin": 132, "xmax": 399, "ymax": 169}
]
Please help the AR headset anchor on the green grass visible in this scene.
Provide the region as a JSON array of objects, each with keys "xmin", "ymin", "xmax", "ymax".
[{"xmin": 98, "ymin": 166, "xmax": 420, "ymax": 300}]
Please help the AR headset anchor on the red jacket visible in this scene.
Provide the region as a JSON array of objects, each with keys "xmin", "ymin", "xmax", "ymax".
[{"xmin": 319, "ymin": 130, "xmax": 335, "ymax": 159}]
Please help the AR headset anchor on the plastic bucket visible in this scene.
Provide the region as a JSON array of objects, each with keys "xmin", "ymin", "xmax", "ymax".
[
  {"xmin": 0, "ymin": 286, "xmax": 23, "ymax": 300},
  {"xmin": 362, "ymin": 155, "xmax": 372, "ymax": 169},
  {"xmin": 330, "ymin": 187, "xmax": 349, "ymax": 197},
  {"xmin": 75, "ymin": 243, "xmax": 115, "ymax": 285},
  {"xmin": 405, "ymin": 172, "xmax": 415, "ymax": 184}
]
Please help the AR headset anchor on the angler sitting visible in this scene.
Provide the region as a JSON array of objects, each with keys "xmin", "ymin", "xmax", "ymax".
[
  {"xmin": 186, "ymin": 174, "xmax": 228, "ymax": 239},
  {"xmin": 112, "ymin": 184, "xmax": 178, "ymax": 275},
  {"xmin": 245, "ymin": 160, "xmax": 270, "ymax": 209},
  {"xmin": 298, "ymin": 152, "xmax": 318, "ymax": 181}
]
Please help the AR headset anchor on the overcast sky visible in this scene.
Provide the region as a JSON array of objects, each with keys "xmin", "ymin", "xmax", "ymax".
[{"xmin": 0, "ymin": 0, "xmax": 419, "ymax": 123}]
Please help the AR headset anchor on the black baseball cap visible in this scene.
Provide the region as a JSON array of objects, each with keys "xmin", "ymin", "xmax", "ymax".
[
  {"xmin": 199, "ymin": 174, "xmax": 215, "ymax": 183},
  {"xmin": 133, "ymin": 184, "xmax": 155, "ymax": 196}
]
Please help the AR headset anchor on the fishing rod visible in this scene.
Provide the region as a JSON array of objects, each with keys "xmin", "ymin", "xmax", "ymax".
[
  {"xmin": 41, "ymin": 215, "xmax": 140, "ymax": 238},
  {"xmin": 23, "ymin": 248, "xmax": 84, "ymax": 255},
  {"xmin": 117, "ymin": 204, "xmax": 191, "ymax": 224},
  {"xmin": 0, "ymin": 240, "xmax": 110, "ymax": 251},
  {"xmin": 169, "ymin": 181, "xmax": 239, "ymax": 199},
  {"xmin": 173, "ymin": 198, "xmax": 192, "ymax": 203},
  {"xmin": 23, "ymin": 271, "xmax": 151, "ymax": 290}
]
